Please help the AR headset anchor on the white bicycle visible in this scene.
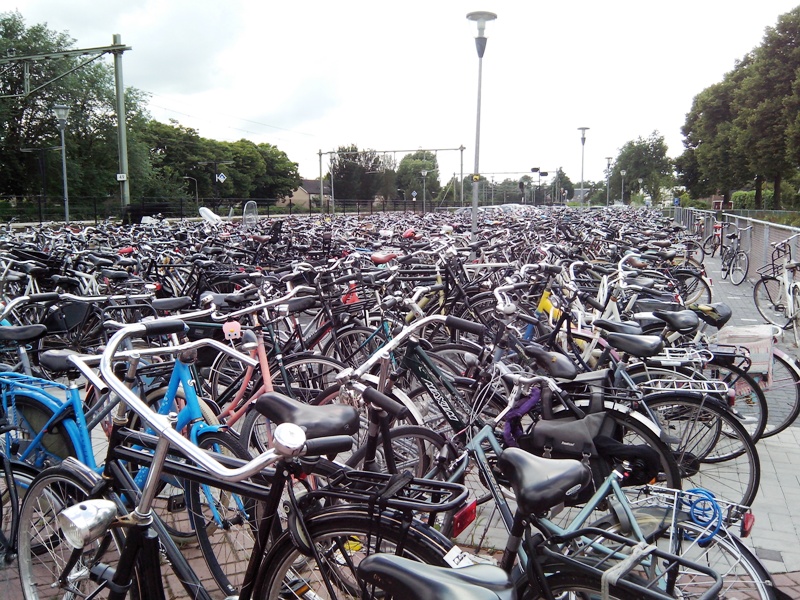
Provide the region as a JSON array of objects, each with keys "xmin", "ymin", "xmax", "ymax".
[{"xmin": 753, "ymin": 231, "xmax": 800, "ymax": 346}]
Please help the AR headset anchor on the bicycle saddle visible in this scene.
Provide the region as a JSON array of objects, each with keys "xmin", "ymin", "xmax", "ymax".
[
  {"xmin": 688, "ymin": 302, "xmax": 732, "ymax": 329},
  {"xmin": 605, "ymin": 333, "xmax": 664, "ymax": 358},
  {"xmin": 39, "ymin": 348, "xmax": 86, "ymax": 374},
  {"xmin": 523, "ymin": 343, "xmax": 578, "ymax": 380},
  {"xmin": 151, "ymin": 296, "xmax": 193, "ymax": 312},
  {"xmin": 358, "ymin": 554, "xmax": 515, "ymax": 600},
  {"xmin": 254, "ymin": 392, "xmax": 359, "ymax": 439},
  {"xmin": 0, "ymin": 324, "xmax": 47, "ymax": 343},
  {"xmin": 652, "ymin": 309, "xmax": 699, "ymax": 334},
  {"xmin": 497, "ymin": 447, "xmax": 591, "ymax": 516},
  {"xmin": 592, "ymin": 319, "xmax": 643, "ymax": 336}
]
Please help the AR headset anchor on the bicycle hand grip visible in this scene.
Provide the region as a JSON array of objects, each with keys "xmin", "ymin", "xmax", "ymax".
[
  {"xmin": 304, "ymin": 435, "xmax": 354, "ymax": 457},
  {"xmin": 362, "ymin": 387, "xmax": 410, "ymax": 420},
  {"xmin": 396, "ymin": 254, "xmax": 416, "ymax": 264},
  {"xmin": 27, "ymin": 292, "xmax": 60, "ymax": 303},
  {"xmin": 141, "ymin": 320, "xmax": 187, "ymax": 337},
  {"xmin": 444, "ymin": 316, "xmax": 486, "ymax": 338},
  {"xmin": 580, "ymin": 293, "xmax": 605, "ymax": 311}
]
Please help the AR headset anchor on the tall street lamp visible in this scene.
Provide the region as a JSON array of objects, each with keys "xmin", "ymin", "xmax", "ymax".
[
  {"xmin": 530, "ymin": 167, "xmax": 539, "ymax": 204},
  {"xmin": 620, "ymin": 169, "xmax": 627, "ymax": 205},
  {"xmin": 53, "ymin": 104, "xmax": 70, "ymax": 224},
  {"xmin": 421, "ymin": 169, "xmax": 428, "ymax": 214},
  {"xmin": 605, "ymin": 157, "xmax": 612, "ymax": 206},
  {"xmin": 578, "ymin": 127, "xmax": 589, "ymax": 206},
  {"xmin": 467, "ymin": 10, "xmax": 497, "ymax": 240}
]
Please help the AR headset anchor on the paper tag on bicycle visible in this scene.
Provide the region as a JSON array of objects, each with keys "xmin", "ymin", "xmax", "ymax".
[
  {"xmin": 222, "ymin": 321, "xmax": 241, "ymax": 340},
  {"xmin": 443, "ymin": 545, "xmax": 474, "ymax": 568}
]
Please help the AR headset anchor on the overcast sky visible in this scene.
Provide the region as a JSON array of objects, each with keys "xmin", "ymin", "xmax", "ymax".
[{"xmin": 8, "ymin": 0, "xmax": 800, "ymax": 191}]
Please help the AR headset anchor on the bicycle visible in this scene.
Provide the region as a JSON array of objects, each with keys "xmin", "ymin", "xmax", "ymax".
[
  {"xmin": 719, "ymin": 225, "xmax": 751, "ymax": 286},
  {"xmin": 18, "ymin": 319, "xmax": 472, "ymax": 600},
  {"xmin": 702, "ymin": 217, "xmax": 724, "ymax": 258},
  {"xmin": 753, "ymin": 231, "xmax": 800, "ymax": 346}
]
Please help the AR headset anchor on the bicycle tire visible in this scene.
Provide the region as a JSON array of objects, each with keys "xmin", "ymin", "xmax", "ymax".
[
  {"xmin": 518, "ymin": 571, "xmax": 642, "ymax": 600},
  {"xmin": 320, "ymin": 325, "xmax": 385, "ymax": 370},
  {"xmin": 625, "ymin": 362, "xmax": 767, "ymax": 443},
  {"xmin": 702, "ymin": 235, "xmax": 720, "ymax": 257},
  {"xmin": 187, "ymin": 429, "xmax": 257, "ymax": 597},
  {"xmin": 674, "ymin": 270, "xmax": 712, "ymax": 304},
  {"xmin": 593, "ymin": 510, "xmax": 779, "ymax": 600},
  {"xmin": 0, "ymin": 460, "xmax": 39, "ymax": 550},
  {"xmin": 344, "ymin": 425, "xmax": 448, "ymax": 477},
  {"xmin": 730, "ymin": 251, "xmax": 749, "ymax": 286},
  {"xmin": 252, "ymin": 506, "xmax": 453, "ymax": 600},
  {"xmin": 644, "ymin": 396, "xmax": 761, "ymax": 507},
  {"xmin": 761, "ymin": 349, "xmax": 800, "ymax": 437},
  {"xmin": 17, "ymin": 465, "xmax": 138, "ymax": 600},
  {"xmin": 753, "ymin": 276, "xmax": 790, "ymax": 328}
]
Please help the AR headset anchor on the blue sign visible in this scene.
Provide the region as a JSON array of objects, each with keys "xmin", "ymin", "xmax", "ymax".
[{"xmin": 673, "ymin": 198, "xmax": 680, "ymax": 206}]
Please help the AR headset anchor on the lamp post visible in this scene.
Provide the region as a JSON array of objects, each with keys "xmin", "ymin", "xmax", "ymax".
[
  {"xmin": 620, "ymin": 169, "xmax": 627, "ymax": 205},
  {"xmin": 182, "ymin": 176, "xmax": 199, "ymax": 219},
  {"xmin": 605, "ymin": 157, "xmax": 612, "ymax": 206},
  {"xmin": 53, "ymin": 104, "xmax": 70, "ymax": 224},
  {"xmin": 530, "ymin": 168, "xmax": 539, "ymax": 205},
  {"xmin": 578, "ymin": 127, "xmax": 589, "ymax": 206},
  {"xmin": 467, "ymin": 10, "xmax": 497, "ymax": 240},
  {"xmin": 421, "ymin": 170, "xmax": 428, "ymax": 214},
  {"xmin": 638, "ymin": 178, "xmax": 644, "ymax": 204}
]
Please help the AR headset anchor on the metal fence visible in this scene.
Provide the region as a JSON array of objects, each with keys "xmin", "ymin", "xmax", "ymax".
[{"xmin": 672, "ymin": 207, "xmax": 800, "ymax": 283}]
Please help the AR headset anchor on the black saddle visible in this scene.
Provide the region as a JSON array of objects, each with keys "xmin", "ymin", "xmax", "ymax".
[
  {"xmin": 254, "ymin": 392, "xmax": 359, "ymax": 439},
  {"xmin": 606, "ymin": 333, "xmax": 664, "ymax": 358},
  {"xmin": 0, "ymin": 324, "xmax": 47, "ymax": 343},
  {"xmin": 497, "ymin": 447, "xmax": 592, "ymax": 516},
  {"xmin": 688, "ymin": 302, "xmax": 732, "ymax": 329},
  {"xmin": 39, "ymin": 348, "xmax": 86, "ymax": 374},
  {"xmin": 358, "ymin": 554, "xmax": 514, "ymax": 600},
  {"xmin": 652, "ymin": 309, "xmax": 699, "ymax": 334},
  {"xmin": 593, "ymin": 319, "xmax": 643, "ymax": 336},
  {"xmin": 524, "ymin": 343, "xmax": 578, "ymax": 380},
  {"xmin": 151, "ymin": 296, "xmax": 193, "ymax": 312}
]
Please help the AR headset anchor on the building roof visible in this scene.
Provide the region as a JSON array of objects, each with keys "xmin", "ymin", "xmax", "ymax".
[{"xmin": 300, "ymin": 179, "xmax": 330, "ymax": 195}]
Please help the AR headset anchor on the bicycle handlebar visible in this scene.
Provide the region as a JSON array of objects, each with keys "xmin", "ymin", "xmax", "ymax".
[{"xmin": 99, "ymin": 321, "xmax": 336, "ymax": 483}]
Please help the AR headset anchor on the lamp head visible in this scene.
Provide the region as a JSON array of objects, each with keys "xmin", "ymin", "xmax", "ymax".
[
  {"xmin": 467, "ymin": 11, "xmax": 497, "ymax": 37},
  {"xmin": 421, "ymin": 170, "xmax": 428, "ymax": 177},
  {"xmin": 620, "ymin": 170, "xmax": 627, "ymax": 177},
  {"xmin": 52, "ymin": 104, "xmax": 70, "ymax": 125}
]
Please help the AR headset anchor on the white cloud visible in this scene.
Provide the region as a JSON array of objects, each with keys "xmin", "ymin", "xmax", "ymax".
[{"xmin": 7, "ymin": 0, "xmax": 800, "ymax": 184}]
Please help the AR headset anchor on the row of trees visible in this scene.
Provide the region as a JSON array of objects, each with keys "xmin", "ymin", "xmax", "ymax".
[
  {"xmin": 0, "ymin": 11, "xmax": 301, "ymax": 220},
  {"xmin": 677, "ymin": 6, "xmax": 800, "ymax": 210}
]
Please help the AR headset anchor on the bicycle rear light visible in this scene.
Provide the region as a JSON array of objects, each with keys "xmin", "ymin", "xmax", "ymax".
[{"xmin": 451, "ymin": 499, "xmax": 477, "ymax": 538}]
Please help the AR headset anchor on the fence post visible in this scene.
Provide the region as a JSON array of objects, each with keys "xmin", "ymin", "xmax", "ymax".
[{"xmin": 763, "ymin": 224, "xmax": 770, "ymax": 271}]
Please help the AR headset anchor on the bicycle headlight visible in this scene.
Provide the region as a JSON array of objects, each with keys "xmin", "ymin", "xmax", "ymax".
[{"xmin": 58, "ymin": 499, "xmax": 118, "ymax": 549}]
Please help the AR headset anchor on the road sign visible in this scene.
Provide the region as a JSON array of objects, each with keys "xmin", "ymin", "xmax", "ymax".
[
  {"xmin": 216, "ymin": 173, "xmax": 227, "ymax": 183},
  {"xmin": 411, "ymin": 191, "xmax": 417, "ymax": 197}
]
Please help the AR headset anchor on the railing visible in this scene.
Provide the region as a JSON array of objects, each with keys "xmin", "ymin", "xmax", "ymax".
[{"xmin": 673, "ymin": 207, "xmax": 800, "ymax": 283}]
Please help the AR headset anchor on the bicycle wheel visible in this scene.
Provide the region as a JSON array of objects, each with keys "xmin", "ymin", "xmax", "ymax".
[
  {"xmin": 272, "ymin": 354, "xmax": 347, "ymax": 403},
  {"xmin": 644, "ymin": 396, "xmax": 761, "ymax": 506},
  {"xmin": 344, "ymin": 425, "xmax": 448, "ymax": 477},
  {"xmin": 321, "ymin": 325, "xmax": 385, "ymax": 370},
  {"xmin": 253, "ymin": 507, "xmax": 453, "ymax": 600},
  {"xmin": 753, "ymin": 276, "xmax": 790, "ymax": 328},
  {"xmin": 0, "ymin": 460, "xmax": 39, "ymax": 549},
  {"xmin": 627, "ymin": 362, "xmax": 767, "ymax": 443},
  {"xmin": 761, "ymin": 349, "xmax": 800, "ymax": 437},
  {"xmin": 702, "ymin": 235, "xmax": 720, "ymax": 258},
  {"xmin": 673, "ymin": 271, "xmax": 712, "ymax": 304},
  {"xmin": 187, "ymin": 429, "xmax": 257, "ymax": 598},
  {"xmin": 17, "ymin": 466, "xmax": 135, "ymax": 600},
  {"xmin": 594, "ymin": 510, "xmax": 777, "ymax": 600},
  {"xmin": 730, "ymin": 251, "xmax": 750, "ymax": 286},
  {"xmin": 525, "ymin": 572, "xmax": 641, "ymax": 600},
  {"xmin": 720, "ymin": 248, "xmax": 731, "ymax": 280}
]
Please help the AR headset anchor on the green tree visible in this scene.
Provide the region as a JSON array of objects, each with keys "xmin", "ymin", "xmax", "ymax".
[
  {"xmin": 396, "ymin": 151, "xmax": 440, "ymax": 211},
  {"xmin": 612, "ymin": 132, "xmax": 673, "ymax": 204}
]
